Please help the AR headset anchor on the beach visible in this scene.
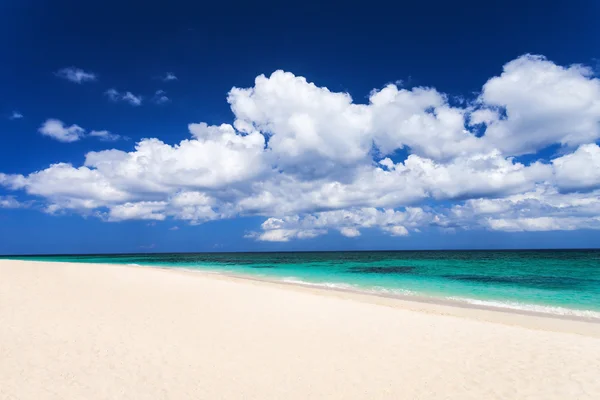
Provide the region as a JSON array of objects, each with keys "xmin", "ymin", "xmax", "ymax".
[{"xmin": 1, "ymin": 260, "xmax": 600, "ymax": 399}]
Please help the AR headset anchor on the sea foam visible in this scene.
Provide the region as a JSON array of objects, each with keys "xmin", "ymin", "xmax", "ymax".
[
  {"xmin": 281, "ymin": 277, "xmax": 600, "ymax": 319},
  {"xmin": 447, "ymin": 297, "xmax": 600, "ymax": 319}
]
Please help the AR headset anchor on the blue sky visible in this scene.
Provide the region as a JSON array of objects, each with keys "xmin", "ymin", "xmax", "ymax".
[{"xmin": 1, "ymin": 0, "xmax": 600, "ymax": 254}]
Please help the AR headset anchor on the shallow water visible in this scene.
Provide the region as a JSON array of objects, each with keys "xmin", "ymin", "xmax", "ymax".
[{"xmin": 4, "ymin": 250, "xmax": 600, "ymax": 318}]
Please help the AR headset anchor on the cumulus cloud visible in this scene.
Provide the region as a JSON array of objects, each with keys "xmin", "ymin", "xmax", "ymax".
[
  {"xmin": 449, "ymin": 186, "xmax": 600, "ymax": 232},
  {"xmin": 249, "ymin": 208, "xmax": 438, "ymax": 241},
  {"xmin": 39, "ymin": 119, "xmax": 85, "ymax": 142},
  {"xmin": 108, "ymin": 201, "xmax": 167, "ymax": 221},
  {"xmin": 369, "ymin": 85, "xmax": 483, "ymax": 160},
  {"xmin": 247, "ymin": 228, "xmax": 326, "ymax": 242},
  {"xmin": 340, "ymin": 227, "xmax": 361, "ymax": 237},
  {"xmin": 552, "ymin": 144, "xmax": 600, "ymax": 191},
  {"xmin": 10, "ymin": 163, "xmax": 131, "ymax": 208},
  {"xmin": 55, "ymin": 67, "xmax": 97, "ymax": 83},
  {"xmin": 9, "ymin": 111, "xmax": 23, "ymax": 120},
  {"xmin": 105, "ymin": 89, "xmax": 143, "ymax": 106},
  {"xmin": 83, "ymin": 124, "xmax": 267, "ymax": 193},
  {"xmin": 229, "ymin": 71, "xmax": 373, "ymax": 172},
  {"xmin": 475, "ymin": 55, "xmax": 600, "ymax": 155},
  {"xmin": 3, "ymin": 54, "xmax": 600, "ymax": 239}
]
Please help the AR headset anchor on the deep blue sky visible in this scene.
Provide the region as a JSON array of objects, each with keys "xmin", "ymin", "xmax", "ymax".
[{"xmin": 1, "ymin": 0, "xmax": 599, "ymax": 254}]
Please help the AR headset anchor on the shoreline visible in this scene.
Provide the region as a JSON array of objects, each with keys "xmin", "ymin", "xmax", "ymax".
[
  {"xmin": 168, "ymin": 266, "xmax": 600, "ymax": 337},
  {"xmin": 32, "ymin": 259, "xmax": 600, "ymax": 322},
  {"xmin": 4, "ymin": 251, "xmax": 599, "ymax": 323},
  {"xmin": 20, "ymin": 259, "xmax": 600, "ymax": 335},
  {"xmin": 218, "ymin": 271, "xmax": 600, "ymax": 323},
  {"xmin": 7, "ymin": 258, "xmax": 600, "ymax": 327}
]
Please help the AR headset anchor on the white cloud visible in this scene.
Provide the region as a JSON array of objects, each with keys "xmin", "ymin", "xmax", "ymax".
[
  {"xmin": 229, "ymin": 71, "xmax": 373, "ymax": 174},
  {"xmin": 552, "ymin": 143, "xmax": 600, "ymax": 191},
  {"xmin": 105, "ymin": 88, "xmax": 120, "ymax": 101},
  {"xmin": 162, "ymin": 72, "xmax": 177, "ymax": 82},
  {"xmin": 152, "ymin": 90, "xmax": 170, "ymax": 104},
  {"xmin": 38, "ymin": 119, "xmax": 84, "ymax": 142},
  {"xmin": 105, "ymin": 89, "xmax": 142, "ymax": 106},
  {"xmin": 449, "ymin": 186, "xmax": 600, "ymax": 232},
  {"xmin": 340, "ymin": 227, "xmax": 361, "ymax": 237},
  {"xmin": 232, "ymin": 150, "xmax": 550, "ymax": 219},
  {"xmin": 250, "ymin": 208, "xmax": 435, "ymax": 240},
  {"xmin": 108, "ymin": 201, "xmax": 167, "ymax": 221},
  {"xmin": 168, "ymin": 191, "xmax": 221, "ymax": 224},
  {"xmin": 9, "ymin": 111, "xmax": 23, "ymax": 120},
  {"xmin": 483, "ymin": 214, "xmax": 600, "ymax": 232},
  {"xmin": 83, "ymin": 124, "xmax": 267, "ymax": 193},
  {"xmin": 13, "ymin": 163, "xmax": 131, "ymax": 208},
  {"xmin": 383, "ymin": 225, "xmax": 409, "ymax": 236},
  {"xmin": 369, "ymin": 85, "xmax": 484, "ymax": 160},
  {"xmin": 485, "ymin": 217, "xmax": 566, "ymax": 232},
  {"xmin": 37, "ymin": 120, "xmax": 120, "ymax": 143},
  {"xmin": 55, "ymin": 67, "xmax": 97, "ymax": 83},
  {"xmin": 122, "ymin": 92, "xmax": 142, "ymax": 106},
  {"xmin": 0, "ymin": 196, "xmax": 23, "ymax": 208},
  {"xmin": 250, "ymin": 228, "xmax": 326, "ymax": 242},
  {"xmin": 169, "ymin": 226, "xmax": 179, "ymax": 230},
  {"xmin": 475, "ymin": 54, "xmax": 600, "ymax": 155},
  {"xmin": 89, "ymin": 130, "xmax": 121, "ymax": 142},
  {"xmin": 0, "ymin": 173, "xmax": 26, "ymax": 190},
  {"xmin": 4, "ymin": 54, "xmax": 600, "ymax": 239}
]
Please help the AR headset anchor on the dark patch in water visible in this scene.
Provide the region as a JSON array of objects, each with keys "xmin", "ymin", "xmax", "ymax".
[
  {"xmin": 249, "ymin": 265, "xmax": 276, "ymax": 269},
  {"xmin": 347, "ymin": 266, "xmax": 416, "ymax": 274},
  {"xmin": 442, "ymin": 274, "xmax": 592, "ymax": 290}
]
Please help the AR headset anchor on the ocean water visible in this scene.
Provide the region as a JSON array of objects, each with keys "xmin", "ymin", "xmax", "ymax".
[{"xmin": 4, "ymin": 250, "xmax": 600, "ymax": 318}]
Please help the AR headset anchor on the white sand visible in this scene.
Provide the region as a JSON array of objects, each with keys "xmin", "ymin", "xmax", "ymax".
[{"xmin": 1, "ymin": 260, "xmax": 600, "ymax": 399}]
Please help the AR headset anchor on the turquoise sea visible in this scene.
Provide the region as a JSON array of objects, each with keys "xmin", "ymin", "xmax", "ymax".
[{"xmin": 3, "ymin": 250, "xmax": 600, "ymax": 318}]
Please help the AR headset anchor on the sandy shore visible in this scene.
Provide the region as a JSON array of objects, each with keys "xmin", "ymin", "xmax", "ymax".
[{"xmin": 1, "ymin": 260, "xmax": 600, "ymax": 399}]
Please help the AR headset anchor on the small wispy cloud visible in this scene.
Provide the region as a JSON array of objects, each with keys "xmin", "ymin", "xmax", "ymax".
[
  {"xmin": 8, "ymin": 111, "xmax": 23, "ymax": 120},
  {"xmin": 122, "ymin": 92, "xmax": 142, "ymax": 106},
  {"xmin": 39, "ymin": 119, "xmax": 84, "ymax": 142},
  {"xmin": 55, "ymin": 67, "xmax": 97, "ymax": 84},
  {"xmin": 37, "ymin": 119, "xmax": 121, "ymax": 142},
  {"xmin": 0, "ymin": 196, "xmax": 24, "ymax": 209},
  {"xmin": 169, "ymin": 226, "xmax": 179, "ymax": 231},
  {"xmin": 105, "ymin": 88, "xmax": 120, "ymax": 101},
  {"xmin": 162, "ymin": 72, "xmax": 177, "ymax": 82},
  {"xmin": 89, "ymin": 130, "xmax": 121, "ymax": 141},
  {"xmin": 152, "ymin": 90, "xmax": 170, "ymax": 104},
  {"xmin": 105, "ymin": 89, "xmax": 143, "ymax": 106}
]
